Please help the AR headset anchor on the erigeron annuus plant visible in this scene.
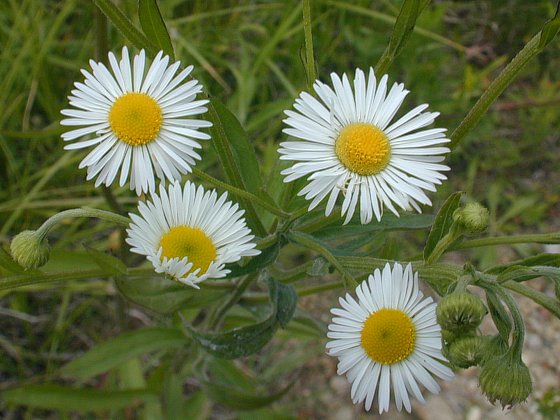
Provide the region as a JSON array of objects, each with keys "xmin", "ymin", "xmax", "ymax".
[{"xmin": 3, "ymin": 0, "xmax": 560, "ymax": 416}]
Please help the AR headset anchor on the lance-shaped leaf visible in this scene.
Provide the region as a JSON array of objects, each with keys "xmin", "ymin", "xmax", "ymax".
[
  {"xmin": 116, "ymin": 275, "xmax": 228, "ymax": 314},
  {"xmin": 60, "ymin": 328, "xmax": 186, "ymax": 380},
  {"xmin": 485, "ymin": 289, "xmax": 512, "ymax": 342},
  {"xmin": 226, "ymin": 242, "xmax": 280, "ymax": 278},
  {"xmin": 486, "ymin": 253, "xmax": 560, "ymax": 274},
  {"xmin": 202, "ymin": 380, "xmax": 293, "ymax": 411},
  {"xmin": 93, "ymin": 0, "xmax": 158, "ymax": 56},
  {"xmin": 138, "ymin": 0, "xmax": 175, "ymax": 59},
  {"xmin": 2, "ymin": 385, "xmax": 158, "ymax": 412},
  {"xmin": 538, "ymin": 1, "xmax": 560, "ymax": 50},
  {"xmin": 423, "ymin": 192, "xmax": 463, "ymax": 262},
  {"xmin": 84, "ymin": 245, "xmax": 127, "ymax": 276},
  {"xmin": 187, "ymin": 278, "xmax": 296, "ymax": 358},
  {"xmin": 207, "ymin": 98, "xmax": 265, "ymax": 235}
]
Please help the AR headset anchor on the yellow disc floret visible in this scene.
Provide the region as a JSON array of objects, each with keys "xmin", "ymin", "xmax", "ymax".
[
  {"xmin": 109, "ymin": 93, "xmax": 162, "ymax": 146},
  {"xmin": 361, "ymin": 308, "xmax": 416, "ymax": 365},
  {"xmin": 159, "ymin": 225, "xmax": 216, "ymax": 275},
  {"xmin": 335, "ymin": 123, "xmax": 391, "ymax": 176}
]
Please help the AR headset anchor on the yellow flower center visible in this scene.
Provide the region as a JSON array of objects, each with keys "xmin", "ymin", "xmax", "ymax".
[
  {"xmin": 109, "ymin": 93, "xmax": 163, "ymax": 146},
  {"xmin": 159, "ymin": 225, "xmax": 216, "ymax": 275},
  {"xmin": 335, "ymin": 123, "xmax": 391, "ymax": 176},
  {"xmin": 361, "ymin": 308, "xmax": 416, "ymax": 365}
]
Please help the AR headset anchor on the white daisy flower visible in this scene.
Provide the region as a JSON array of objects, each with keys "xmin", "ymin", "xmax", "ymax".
[
  {"xmin": 126, "ymin": 181, "xmax": 260, "ymax": 288},
  {"xmin": 61, "ymin": 47, "xmax": 212, "ymax": 195},
  {"xmin": 326, "ymin": 262, "xmax": 454, "ymax": 413},
  {"xmin": 279, "ymin": 68, "xmax": 450, "ymax": 224}
]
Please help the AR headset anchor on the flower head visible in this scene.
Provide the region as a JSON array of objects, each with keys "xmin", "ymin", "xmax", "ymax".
[
  {"xmin": 326, "ymin": 262, "xmax": 454, "ymax": 413},
  {"xmin": 10, "ymin": 230, "xmax": 50, "ymax": 269},
  {"xmin": 126, "ymin": 181, "xmax": 260, "ymax": 287},
  {"xmin": 279, "ymin": 68, "xmax": 450, "ymax": 224},
  {"xmin": 61, "ymin": 47, "xmax": 212, "ymax": 195}
]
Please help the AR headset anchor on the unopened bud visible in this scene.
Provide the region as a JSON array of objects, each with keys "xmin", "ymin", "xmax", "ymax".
[
  {"xmin": 10, "ymin": 230, "xmax": 50, "ymax": 269},
  {"xmin": 448, "ymin": 336, "xmax": 485, "ymax": 368},
  {"xmin": 436, "ymin": 291, "xmax": 487, "ymax": 334},
  {"xmin": 479, "ymin": 353, "xmax": 532, "ymax": 408},
  {"xmin": 453, "ymin": 202, "xmax": 489, "ymax": 234}
]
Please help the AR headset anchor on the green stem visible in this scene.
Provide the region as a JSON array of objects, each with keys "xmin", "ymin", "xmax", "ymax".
[
  {"xmin": 36, "ymin": 208, "xmax": 130, "ymax": 241},
  {"xmin": 426, "ymin": 225, "xmax": 463, "ymax": 265},
  {"xmin": 451, "ymin": 232, "xmax": 560, "ymax": 250},
  {"xmin": 288, "ymin": 231, "xmax": 357, "ymax": 287},
  {"xmin": 268, "ymin": 261, "xmax": 314, "ymax": 283},
  {"xmin": 502, "ymin": 281, "xmax": 560, "ymax": 320},
  {"xmin": 302, "ymin": 0, "xmax": 316, "ymax": 91},
  {"xmin": 242, "ymin": 280, "xmax": 343, "ymax": 303},
  {"xmin": 208, "ymin": 273, "xmax": 258, "ymax": 329},
  {"xmin": 494, "ymin": 287, "xmax": 526, "ymax": 358},
  {"xmin": 192, "ymin": 168, "xmax": 290, "ymax": 219},
  {"xmin": 450, "ymin": 33, "xmax": 541, "ymax": 149}
]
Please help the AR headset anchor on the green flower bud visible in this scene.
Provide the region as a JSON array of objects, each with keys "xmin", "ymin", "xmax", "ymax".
[
  {"xmin": 480, "ymin": 335, "xmax": 509, "ymax": 365},
  {"xmin": 453, "ymin": 202, "xmax": 489, "ymax": 234},
  {"xmin": 479, "ymin": 353, "xmax": 532, "ymax": 408},
  {"xmin": 436, "ymin": 291, "xmax": 487, "ymax": 334},
  {"xmin": 447, "ymin": 336, "xmax": 485, "ymax": 368},
  {"xmin": 10, "ymin": 230, "xmax": 50, "ymax": 269}
]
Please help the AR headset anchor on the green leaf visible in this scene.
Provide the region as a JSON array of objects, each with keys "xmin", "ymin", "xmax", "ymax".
[
  {"xmin": 202, "ymin": 380, "xmax": 293, "ymax": 411},
  {"xmin": 417, "ymin": 263, "xmax": 461, "ymax": 296},
  {"xmin": 188, "ymin": 278, "xmax": 292, "ymax": 358},
  {"xmin": 207, "ymin": 99, "xmax": 265, "ymax": 236},
  {"xmin": 84, "ymin": 245, "xmax": 127, "ymax": 276},
  {"xmin": 485, "ymin": 290, "xmax": 512, "ymax": 342},
  {"xmin": 138, "ymin": 0, "xmax": 175, "ymax": 59},
  {"xmin": 503, "ymin": 281, "xmax": 560, "ymax": 319},
  {"xmin": 93, "ymin": 0, "xmax": 158, "ymax": 56},
  {"xmin": 486, "ymin": 253, "xmax": 560, "ymax": 274},
  {"xmin": 276, "ymin": 282, "xmax": 297, "ymax": 328},
  {"xmin": 311, "ymin": 213, "xmax": 433, "ymax": 240},
  {"xmin": 187, "ymin": 317, "xmax": 276, "ymax": 360},
  {"xmin": 3, "ymin": 385, "xmax": 158, "ymax": 412},
  {"xmin": 0, "ymin": 247, "xmax": 26, "ymax": 274},
  {"xmin": 208, "ymin": 98, "xmax": 262, "ymax": 195},
  {"xmin": 375, "ymin": 0, "xmax": 429, "ymax": 74},
  {"xmin": 182, "ymin": 391, "xmax": 211, "ymax": 420},
  {"xmin": 538, "ymin": 1, "xmax": 560, "ymax": 50},
  {"xmin": 423, "ymin": 192, "xmax": 463, "ymax": 262},
  {"xmin": 226, "ymin": 242, "xmax": 280, "ymax": 278},
  {"xmin": 116, "ymin": 275, "xmax": 228, "ymax": 314},
  {"xmin": 61, "ymin": 328, "xmax": 186, "ymax": 380},
  {"xmin": 496, "ymin": 265, "xmax": 560, "ymax": 284}
]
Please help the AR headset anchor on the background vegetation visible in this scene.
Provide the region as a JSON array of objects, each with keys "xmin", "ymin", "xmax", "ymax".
[{"xmin": 0, "ymin": 0, "xmax": 559, "ymax": 418}]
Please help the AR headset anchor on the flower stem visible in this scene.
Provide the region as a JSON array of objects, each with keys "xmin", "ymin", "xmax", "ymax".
[
  {"xmin": 302, "ymin": 0, "xmax": 316, "ymax": 91},
  {"xmin": 192, "ymin": 167, "xmax": 290, "ymax": 219},
  {"xmin": 36, "ymin": 208, "xmax": 130, "ymax": 241},
  {"xmin": 208, "ymin": 272, "xmax": 258, "ymax": 329},
  {"xmin": 451, "ymin": 232, "xmax": 560, "ymax": 250},
  {"xmin": 288, "ymin": 231, "xmax": 357, "ymax": 288},
  {"xmin": 450, "ymin": 32, "xmax": 541, "ymax": 149}
]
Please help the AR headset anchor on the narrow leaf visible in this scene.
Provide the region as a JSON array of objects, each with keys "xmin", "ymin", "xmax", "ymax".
[
  {"xmin": 503, "ymin": 281, "xmax": 560, "ymax": 319},
  {"xmin": 61, "ymin": 328, "xmax": 186, "ymax": 380},
  {"xmin": 116, "ymin": 275, "xmax": 228, "ymax": 314},
  {"xmin": 423, "ymin": 192, "xmax": 463, "ymax": 261},
  {"xmin": 138, "ymin": 0, "xmax": 175, "ymax": 59},
  {"xmin": 93, "ymin": 0, "xmax": 158, "ymax": 56},
  {"xmin": 3, "ymin": 385, "xmax": 157, "ymax": 412},
  {"xmin": 485, "ymin": 290, "xmax": 512, "ymax": 341},
  {"xmin": 187, "ymin": 318, "xmax": 276, "ymax": 359},
  {"xmin": 84, "ymin": 245, "xmax": 127, "ymax": 275},
  {"xmin": 208, "ymin": 98, "xmax": 262, "ymax": 195},
  {"xmin": 0, "ymin": 247, "xmax": 26, "ymax": 274},
  {"xmin": 226, "ymin": 242, "xmax": 280, "ymax": 278},
  {"xmin": 486, "ymin": 253, "xmax": 560, "ymax": 274},
  {"xmin": 203, "ymin": 381, "xmax": 293, "ymax": 411},
  {"xmin": 276, "ymin": 282, "xmax": 297, "ymax": 328},
  {"xmin": 538, "ymin": 1, "xmax": 560, "ymax": 49},
  {"xmin": 311, "ymin": 213, "xmax": 433, "ymax": 240}
]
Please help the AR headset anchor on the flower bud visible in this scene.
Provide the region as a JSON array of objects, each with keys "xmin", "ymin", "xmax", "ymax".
[
  {"xmin": 453, "ymin": 202, "xmax": 489, "ymax": 234},
  {"xmin": 447, "ymin": 336, "xmax": 485, "ymax": 368},
  {"xmin": 10, "ymin": 230, "xmax": 50, "ymax": 269},
  {"xmin": 479, "ymin": 353, "xmax": 532, "ymax": 408},
  {"xmin": 436, "ymin": 291, "xmax": 487, "ymax": 334},
  {"xmin": 480, "ymin": 335, "xmax": 509, "ymax": 365}
]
